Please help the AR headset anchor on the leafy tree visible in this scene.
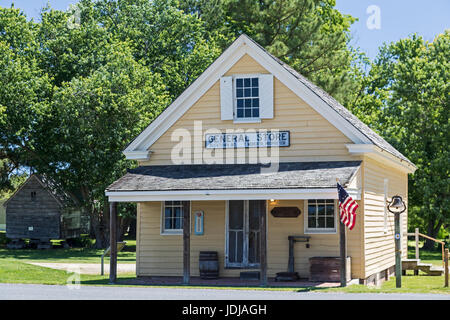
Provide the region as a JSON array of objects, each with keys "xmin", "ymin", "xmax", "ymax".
[
  {"xmin": 179, "ymin": 0, "xmax": 359, "ymax": 104},
  {"xmin": 0, "ymin": 8, "xmax": 51, "ymax": 189},
  {"xmin": 0, "ymin": 3, "xmax": 193, "ymax": 247},
  {"xmin": 93, "ymin": 0, "xmax": 222, "ymax": 99},
  {"xmin": 352, "ymin": 32, "xmax": 449, "ymax": 247},
  {"xmin": 33, "ymin": 43, "xmax": 169, "ymax": 247}
]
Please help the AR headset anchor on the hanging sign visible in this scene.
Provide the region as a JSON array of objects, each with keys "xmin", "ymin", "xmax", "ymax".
[
  {"xmin": 194, "ymin": 211, "xmax": 204, "ymax": 235},
  {"xmin": 205, "ymin": 131, "xmax": 290, "ymax": 149}
]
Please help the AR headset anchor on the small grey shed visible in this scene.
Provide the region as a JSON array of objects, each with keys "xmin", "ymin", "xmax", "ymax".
[{"xmin": 3, "ymin": 174, "xmax": 89, "ymax": 248}]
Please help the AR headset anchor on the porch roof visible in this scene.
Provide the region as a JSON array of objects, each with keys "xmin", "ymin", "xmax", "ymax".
[{"xmin": 106, "ymin": 161, "xmax": 361, "ymax": 196}]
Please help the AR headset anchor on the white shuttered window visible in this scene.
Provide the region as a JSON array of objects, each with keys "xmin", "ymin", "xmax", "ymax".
[{"xmin": 220, "ymin": 74, "xmax": 274, "ymax": 121}]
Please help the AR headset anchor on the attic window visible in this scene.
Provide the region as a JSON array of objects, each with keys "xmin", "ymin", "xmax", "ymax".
[
  {"xmin": 31, "ymin": 191, "xmax": 37, "ymax": 201},
  {"xmin": 235, "ymin": 77, "xmax": 259, "ymax": 119},
  {"xmin": 220, "ymin": 74, "xmax": 273, "ymax": 121}
]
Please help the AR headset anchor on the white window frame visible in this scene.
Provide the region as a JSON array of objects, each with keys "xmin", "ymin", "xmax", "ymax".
[
  {"xmin": 232, "ymin": 74, "xmax": 262, "ymax": 123},
  {"xmin": 304, "ymin": 199, "xmax": 337, "ymax": 234},
  {"xmin": 160, "ymin": 201, "xmax": 190, "ymax": 235}
]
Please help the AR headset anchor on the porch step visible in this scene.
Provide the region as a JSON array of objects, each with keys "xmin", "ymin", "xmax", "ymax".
[
  {"xmin": 402, "ymin": 259, "xmax": 444, "ymax": 276},
  {"xmin": 240, "ymin": 271, "xmax": 260, "ymax": 280},
  {"xmin": 275, "ymin": 272, "xmax": 300, "ymax": 282}
]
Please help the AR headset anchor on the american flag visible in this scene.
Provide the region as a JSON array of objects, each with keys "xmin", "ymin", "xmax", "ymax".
[{"xmin": 337, "ymin": 182, "xmax": 359, "ymax": 230}]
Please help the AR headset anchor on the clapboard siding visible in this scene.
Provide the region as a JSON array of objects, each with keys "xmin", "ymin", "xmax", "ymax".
[
  {"xmin": 132, "ymin": 51, "xmax": 411, "ymax": 283},
  {"xmin": 6, "ymin": 176, "xmax": 62, "ymax": 239},
  {"xmin": 362, "ymin": 156, "xmax": 408, "ymax": 278},
  {"xmin": 140, "ymin": 54, "xmax": 358, "ymax": 166},
  {"xmin": 137, "ymin": 199, "xmax": 365, "ymax": 279}
]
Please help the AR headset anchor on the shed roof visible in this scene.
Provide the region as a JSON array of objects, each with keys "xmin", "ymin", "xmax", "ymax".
[
  {"xmin": 3, "ymin": 174, "xmax": 75, "ymax": 208},
  {"xmin": 106, "ymin": 161, "xmax": 361, "ymax": 192}
]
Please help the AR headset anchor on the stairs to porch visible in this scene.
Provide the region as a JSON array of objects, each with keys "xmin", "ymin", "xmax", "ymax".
[{"xmin": 402, "ymin": 259, "xmax": 444, "ymax": 276}]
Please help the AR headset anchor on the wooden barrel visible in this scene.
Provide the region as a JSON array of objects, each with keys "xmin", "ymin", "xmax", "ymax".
[{"xmin": 199, "ymin": 251, "xmax": 219, "ymax": 279}]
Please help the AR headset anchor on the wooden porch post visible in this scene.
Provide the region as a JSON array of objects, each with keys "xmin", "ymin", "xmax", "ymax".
[
  {"xmin": 414, "ymin": 227, "xmax": 419, "ymax": 275},
  {"xmin": 339, "ymin": 221, "xmax": 347, "ymax": 287},
  {"xmin": 183, "ymin": 201, "xmax": 190, "ymax": 285},
  {"xmin": 260, "ymin": 200, "xmax": 267, "ymax": 286},
  {"xmin": 109, "ymin": 202, "xmax": 117, "ymax": 284}
]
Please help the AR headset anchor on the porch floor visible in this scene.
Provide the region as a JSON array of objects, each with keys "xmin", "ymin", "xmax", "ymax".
[{"xmin": 118, "ymin": 276, "xmax": 341, "ymax": 288}]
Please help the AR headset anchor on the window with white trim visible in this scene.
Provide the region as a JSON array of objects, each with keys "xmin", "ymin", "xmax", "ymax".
[
  {"xmin": 220, "ymin": 74, "xmax": 273, "ymax": 121},
  {"xmin": 162, "ymin": 201, "xmax": 184, "ymax": 234},
  {"xmin": 235, "ymin": 77, "xmax": 259, "ymax": 119},
  {"xmin": 305, "ymin": 199, "xmax": 336, "ymax": 233}
]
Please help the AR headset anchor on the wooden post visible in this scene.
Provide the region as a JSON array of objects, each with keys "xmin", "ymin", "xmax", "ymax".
[
  {"xmin": 288, "ymin": 236, "xmax": 294, "ymax": 273},
  {"xmin": 109, "ymin": 202, "xmax": 117, "ymax": 284},
  {"xmin": 182, "ymin": 201, "xmax": 190, "ymax": 285},
  {"xmin": 340, "ymin": 221, "xmax": 347, "ymax": 287},
  {"xmin": 414, "ymin": 227, "xmax": 419, "ymax": 275},
  {"xmin": 444, "ymin": 248, "xmax": 449, "ymax": 288},
  {"xmin": 260, "ymin": 200, "xmax": 267, "ymax": 287},
  {"xmin": 394, "ymin": 212, "xmax": 402, "ymax": 288}
]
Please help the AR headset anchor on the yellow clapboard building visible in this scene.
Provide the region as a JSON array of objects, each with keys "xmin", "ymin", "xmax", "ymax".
[{"xmin": 106, "ymin": 35, "xmax": 416, "ymax": 286}]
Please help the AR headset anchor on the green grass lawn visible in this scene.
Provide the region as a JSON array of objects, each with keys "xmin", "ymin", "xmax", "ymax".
[
  {"xmin": 0, "ymin": 232, "xmax": 137, "ymax": 286},
  {"xmin": 305, "ymin": 275, "xmax": 450, "ymax": 294},
  {"xmin": 0, "ymin": 232, "xmax": 448, "ymax": 294},
  {"xmin": 407, "ymin": 240, "xmax": 445, "ymax": 267},
  {"xmin": 0, "ymin": 258, "xmax": 119, "ymax": 285},
  {"xmin": 0, "ymin": 231, "xmax": 136, "ymax": 264}
]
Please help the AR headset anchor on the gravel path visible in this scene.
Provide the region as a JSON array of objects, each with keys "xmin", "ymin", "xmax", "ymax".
[{"xmin": 28, "ymin": 262, "xmax": 135, "ymax": 274}]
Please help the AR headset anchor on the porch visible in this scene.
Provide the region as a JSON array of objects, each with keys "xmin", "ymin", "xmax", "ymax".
[
  {"xmin": 105, "ymin": 161, "xmax": 362, "ymax": 286},
  {"xmin": 117, "ymin": 276, "xmax": 342, "ymax": 288}
]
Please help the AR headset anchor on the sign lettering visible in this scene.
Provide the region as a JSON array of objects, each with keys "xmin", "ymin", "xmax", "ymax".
[{"xmin": 205, "ymin": 131, "xmax": 290, "ymax": 149}]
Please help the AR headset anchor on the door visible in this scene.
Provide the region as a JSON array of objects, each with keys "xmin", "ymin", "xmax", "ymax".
[{"xmin": 226, "ymin": 200, "xmax": 265, "ymax": 268}]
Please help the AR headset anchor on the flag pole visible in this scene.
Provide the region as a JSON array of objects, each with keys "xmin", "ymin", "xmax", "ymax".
[{"xmin": 337, "ymin": 178, "xmax": 347, "ymax": 287}]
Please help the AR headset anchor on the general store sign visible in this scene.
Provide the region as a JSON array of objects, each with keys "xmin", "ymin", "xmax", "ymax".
[{"xmin": 205, "ymin": 131, "xmax": 290, "ymax": 149}]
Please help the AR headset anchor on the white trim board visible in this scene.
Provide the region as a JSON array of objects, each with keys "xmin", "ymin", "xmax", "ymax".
[
  {"xmin": 106, "ymin": 188, "xmax": 361, "ymax": 202},
  {"xmin": 123, "ymin": 34, "xmax": 373, "ymax": 161},
  {"xmin": 346, "ymin": 144, "xmax": 416, "ymax": 174}
]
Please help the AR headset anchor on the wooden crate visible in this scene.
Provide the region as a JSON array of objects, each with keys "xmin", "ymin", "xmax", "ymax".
[{"xmin": 309, "ymin": 257, "xmax": 351, "ymax": 282}]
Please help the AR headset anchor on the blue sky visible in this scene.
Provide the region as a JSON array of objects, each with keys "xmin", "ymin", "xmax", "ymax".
[{"xmin": 3, "ymin": 0, "xmax": 449, "ymax": 59}]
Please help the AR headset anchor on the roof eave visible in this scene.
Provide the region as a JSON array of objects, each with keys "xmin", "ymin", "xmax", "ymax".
[
  {"xmin": 106, "ymin": 188, "xmax": 361, "ymax": 202},
  {"xmin": 346, "ymin": 144, "xmax": 417, "ymax": 174}
]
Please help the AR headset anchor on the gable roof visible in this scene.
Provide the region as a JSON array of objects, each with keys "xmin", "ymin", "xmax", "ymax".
[
  {"xmin": 3, "ymin": 174, "xmax": 75, "ymax": 208},
  {"xmin": 123, "ymin": 34, "xmax": 415, "ymax": 170}
]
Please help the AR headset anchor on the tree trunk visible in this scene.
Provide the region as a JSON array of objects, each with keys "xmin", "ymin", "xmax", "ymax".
[
  {"xmin": 128, "ymin": 219, "xmax": 136, "ymax": 238},
  {"xmin": 423, "ymin": 219, "xmax": 442, "ymax": 250},
  {"xmin": 116, "ymin": 216, "xmax": 133, "ymax": 241},
  {"xmin": 90, "ymin": 201, "xmax": 110, "ymax": 249}
]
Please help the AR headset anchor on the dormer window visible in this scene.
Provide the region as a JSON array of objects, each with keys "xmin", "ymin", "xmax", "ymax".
[{"xmin": 235, "ymin": 77, "xmax": 259, "ymax": 119}]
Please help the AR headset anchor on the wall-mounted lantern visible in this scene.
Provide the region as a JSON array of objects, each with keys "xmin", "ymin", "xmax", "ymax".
[{"xmin": 387, "ymin": 195, "xmax": 406, "ymax": 288}]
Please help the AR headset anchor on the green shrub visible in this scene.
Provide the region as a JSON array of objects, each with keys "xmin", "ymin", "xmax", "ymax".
[
  {"xmin": 0, "ymin": 231, "xmax": 10, "ymax": 247},
  {"xmin": 67, "ymin": 234, "xmax": 94, "ymax": 248}
]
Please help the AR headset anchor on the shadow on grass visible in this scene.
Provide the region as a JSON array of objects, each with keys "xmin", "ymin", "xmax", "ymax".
[
  {"xmin": 79, "ymin": 277, "xmax": 332, "ymax": 291},
  {"xmin": 0, "ymin": 247, "xmax": 136, "ymax": 263}
]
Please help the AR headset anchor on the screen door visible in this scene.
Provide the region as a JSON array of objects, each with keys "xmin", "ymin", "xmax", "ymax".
[{"xmin": 226, "ymin": 200, "xmax": 265, "ymax": 268}]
